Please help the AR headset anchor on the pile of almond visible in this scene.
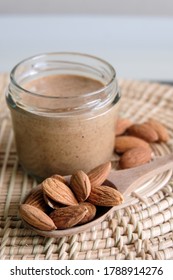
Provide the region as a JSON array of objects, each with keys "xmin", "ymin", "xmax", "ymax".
[
  {"xmin": 19, "ymin": 162, "xmax": 124, "ymax": 231},
  {"xmin": 115, "ymin": 118, "xmax": 170, "ymax": 169}
]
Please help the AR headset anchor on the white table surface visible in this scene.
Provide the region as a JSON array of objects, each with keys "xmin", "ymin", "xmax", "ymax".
[{"xmin": 1, "ymin": 15, "xmax": 173, "ymax": 82}]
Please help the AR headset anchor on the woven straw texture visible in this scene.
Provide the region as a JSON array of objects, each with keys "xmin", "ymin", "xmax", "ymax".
[{"xmin": 0, "ymin": 73, "xmax": 173, "ymax": 260}]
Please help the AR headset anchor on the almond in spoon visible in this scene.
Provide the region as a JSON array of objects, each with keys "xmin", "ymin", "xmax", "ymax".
[
  {"xmin": 78, "ymin": 202, "xmax": 97, "ymax": 225},
  {"xmin": 42, "ymin": 177, "xmax": 78, "ymax": 206},
  {"xmin": 88, "ymin": 161, "xmax": 111, "ymax": 188},
  {"xmin": 19, "ymin": 204, "xmax": 57, "ymax": 231},
  {"xmin": 87, "ymin": 185, "xmax": 123, "ymax": 206},
  {"xmin": 50, "ymin": 204, "xmax": 88, "ymax": 229},
  {"xmin": 70, "ymin": 170, "xmax": 91, "ymax": 202},
  {"xmin": 25, "ymin": 185, "xmax": 48, "ymax": 212}
]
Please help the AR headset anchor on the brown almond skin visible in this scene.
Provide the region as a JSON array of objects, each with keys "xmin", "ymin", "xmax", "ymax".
[
  {"xmin": 43, "ymin": 193, "xmax": 61, "ymax": 209},
  {"xmin": 42, "ymin": 177, "xmax": 78, "ymax": 206},
  {"xmin": 116, "ymin": 118, "xmax": 133, "ymax": 136},
  {"xmin": 70, "ymin": 170, "xmax": 91, "ymax": 202},
  {"xmin": 19, "ymin": 204, "xmax": 57, "ymax": 231},
  {"xmin": 87, "ymin": 185, "xmax": 124, "ymax": 206},
  {"xmin": 146, "ymin": 119, "xmax": 170, "ymax": 142},
  {"xmin": 78, "ymin": 202, "xmax": 96, "ymax": 225},
  {"xmin": 88, "ymin": 161, "xmax": 112, "ymax": 188},
  {"xmin": 127, "ymin": 123, "xmax": 159, "ymax": 142},
  {"xmin": 50, "ymin": 205, "xmax": 88, "ymax": 229},
  {"xmin": 115, "ymin": 136, "xmax": 150, "ymax": 153},
  {"xmin": 119, "ymin": 147, "xmax": 152, "ymax": 169},
  {"xmin": 25, "ymin": 185, "xmax": 48, "ymax": 212},
  {"xmin": 51, "ymin": 174, "xmax": 67, "ymax": 185}
]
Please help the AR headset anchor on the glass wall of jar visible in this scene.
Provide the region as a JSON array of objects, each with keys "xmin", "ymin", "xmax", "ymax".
[{"xmin": 6, "ymin": 52, "xmax": 120, "ymax": 180}]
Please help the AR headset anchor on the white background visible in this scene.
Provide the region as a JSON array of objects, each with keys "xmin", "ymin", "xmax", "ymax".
[
  {"xmin": 1, "ymin": 0, "xmax": 173, "ymax": 16},
  {"xmin": 0, "ymin": 1, "xmax": 173, "ymax": 82}
]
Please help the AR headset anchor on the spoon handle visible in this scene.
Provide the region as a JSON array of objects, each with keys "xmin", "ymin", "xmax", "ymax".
[{"xmin": 109, "ymin": 153, "xmax": 173, "ymax": 196}]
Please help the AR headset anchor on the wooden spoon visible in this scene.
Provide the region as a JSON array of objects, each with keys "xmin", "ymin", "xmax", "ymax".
[
  {"xmin": 22, "ymin": 153, "xmax": 173, "ymax": 237},
  {"xmin": 108, "ymin": 153, "xmax": 173, "ymax": 197}
]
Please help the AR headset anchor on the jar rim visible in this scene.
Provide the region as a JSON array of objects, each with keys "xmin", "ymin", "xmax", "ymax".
[{"xmin": 10, "ymin": 52, "xmax": 116, "ymax": 100}]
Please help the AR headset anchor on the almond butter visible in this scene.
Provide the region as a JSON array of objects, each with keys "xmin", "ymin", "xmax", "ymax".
[
  {"xmin": 49, "ymin": 205, "xmax": 88, "ymax": 229},
  {"xmin": 127, "ymin": 123, "xmax": 159, "ymax": 142},
  {"xmin": 87, "ymin": 185, "xmax": 124, "ymax": 206},
  {"xmin": 88, "ymin": 161, "xmax": 111, "ymax": 188},
  {"xmin": 116, "ymin": 118, "xmax": 133, "ymax": 136},
  {"xmin": 70, "ymin": 170, "xmax": 91, "ymax": 202},
  {"xmin": 119, "ymin": 147, "xmax": 152, "ymax": 169},
  {"xmin": 146, "ymin": 118, "xmax": 170, "ymax": 142},
  {"xmin": 25, "ymin": 185, "xmax": 48, "ymax": 212},
  {"xmin": 42, "ymin": 177, "xmax": 78, "ymax": 206},
  {"xmin": 78, "ymin": 202, "xmax": 96, "ymax": 224},
  {"xmin": 115, "ymin": 136, "xmax": 150, "ymax": 153},
  {"xmin": 19, "ymin": 204, "xmax": 57, "ymax": 231}
]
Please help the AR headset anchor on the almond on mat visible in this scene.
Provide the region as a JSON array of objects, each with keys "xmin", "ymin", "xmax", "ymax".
[
  {"xmin": 116, "ymin": 118, "xmax": 133, "ymax": 136},
  {"xmin": 146, "ymin": 118, "xmax": 170, "ymax": 142},
  {"xmin": 115, "ymin": 136, "xmax": 150, "ymax": 153},
  {"xmin": 119, "ymin": 147, "xmax": 152, "ymax": 169},
  {"xmin": 127, "ymin": 123, "xmax": 159, "ymax": 142}
]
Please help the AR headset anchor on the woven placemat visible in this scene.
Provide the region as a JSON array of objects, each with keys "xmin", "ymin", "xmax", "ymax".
[{"xmin": 0, "ymin": 73, "xmax": 173, "ymax": 260}]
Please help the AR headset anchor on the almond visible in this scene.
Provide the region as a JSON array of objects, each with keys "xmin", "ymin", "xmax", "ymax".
[
  {"xmin": 43, "ymin": 192, "xmax": 61, "ymax": 209},
  {"xmin": 87, "ymin": 185, "xmax": 124, "ymax": 206},
  {"xmin": 127, "ymin": 123, "xmax": 159, "ymax": 142},
  {"xmin": 119, "ymin": 147, "xmax": 152, "ymax": 169},
  {"xmin": 115, "ymin": 136, "xmax": 150, "ymax": 153},
  {"xmin": 78, "ymin": 202, "xmax": 96, "ymax": 224},
  {"xmin": 49, "ymin": 205, "xmax": 88, "ymax": 229},
  {"xmin": 51, "ymin": 174, "xmax": 67, "ymax": 185},
  {"xmin": 116, "ymin": 118, "xmax": 133, "ymax": 136},
  {"xmin": 19, "ymin": 204, "xmax": 57, "ymax": 231},
  {"xmin": 70, "ymin": 170, "xmax": 91, "ymax": 202},
  {"xmin": 146, "ymin": 119, "xmax": 170, "ymax": 142},
  {"xmin": 88, "ymin": 161, "xmax": 111, "ymax": 188},
  {"xmin": 25, "ymin": 185, "xmax": 48, "ymax": 212},
  {"xmin": 42, "ymin": 177, "xmax": 78, "ymax": 206}
]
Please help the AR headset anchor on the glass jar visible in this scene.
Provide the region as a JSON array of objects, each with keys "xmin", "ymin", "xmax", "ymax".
[{"xmin": 6, "ymin": 52, "xmax": 120, "ymax": 180}]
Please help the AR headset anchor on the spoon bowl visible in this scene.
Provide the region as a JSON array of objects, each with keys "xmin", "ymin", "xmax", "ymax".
[{"xmin": 21, "ymin": 153, "xmax": 173, "ymax": 237}]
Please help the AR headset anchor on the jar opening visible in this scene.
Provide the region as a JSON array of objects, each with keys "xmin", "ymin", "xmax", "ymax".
[{"xmin": 7, "ymin": 52, "xmax": 119, "ymax": 115}]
